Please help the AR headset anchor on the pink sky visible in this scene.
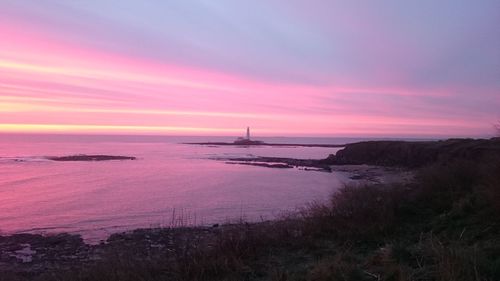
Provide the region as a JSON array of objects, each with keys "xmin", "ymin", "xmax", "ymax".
[{"xmin": 1, "ymin": 1, "xmax": 499, "ymax": 137}]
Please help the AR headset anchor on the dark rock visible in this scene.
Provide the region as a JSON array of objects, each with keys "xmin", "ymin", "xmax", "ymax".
[
  {"xmin": 223, "ymin": 157, "xmax": 332, "ymax": 172},
  {"xmin": 48, "ymin": 155, "xmax": 136, "ymax": 161},
  {"xmin": 324, "ymin": 138, "xmax": 500, "ymax": 167},
  {"xmin": 226, "ymin": 161, "xmax": 294, "ymax": 169}
]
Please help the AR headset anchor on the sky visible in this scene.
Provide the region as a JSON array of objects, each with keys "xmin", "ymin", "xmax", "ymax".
[{"xmin": 0, "ymin": 0, "xmax": 499, "ymax": 137}]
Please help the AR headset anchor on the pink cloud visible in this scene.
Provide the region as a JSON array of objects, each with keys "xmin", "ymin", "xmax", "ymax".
[{"xmin": 0, "ymin": 18, "xmax": 496, "ymax": 137}]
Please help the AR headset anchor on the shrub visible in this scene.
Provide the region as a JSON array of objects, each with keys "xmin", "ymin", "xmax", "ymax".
[
  {"xmin": 480, "ymin": 159, "xmax": 500, "ymax": 213},
  {"xmin": 328, "ymin": 184, "xmax": 407, "ymax": 240},
  {"xmin": 307, "ymin": 252, "xmax": 369, "ymax": 281},
  {"xmin": 414, "ymin": 160, "xmax": 482, "ymax": 213}
]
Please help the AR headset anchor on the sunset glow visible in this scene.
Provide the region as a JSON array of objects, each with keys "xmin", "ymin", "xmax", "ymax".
[{"xmin": 1, "ymin": 1, "xmax": 499, "ymax": 137}]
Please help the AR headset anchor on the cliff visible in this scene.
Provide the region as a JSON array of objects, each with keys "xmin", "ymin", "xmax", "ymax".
[{"xmin": 324, "ymin": 137, "xmax": 500, "ymax": 167}]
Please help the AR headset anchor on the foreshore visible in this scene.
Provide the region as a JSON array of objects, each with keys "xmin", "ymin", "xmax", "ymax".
[{"xmin": 0, "ymin": 225, "xmax": 228, "ymax": 276}]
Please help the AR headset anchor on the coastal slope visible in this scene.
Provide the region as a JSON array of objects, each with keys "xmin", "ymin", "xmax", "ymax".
[
  {"xmin": 325, "ymin": 137, "xmax": 500, "ymax": 167},
  {"xmin": 2, "ymin": 138, "xmax": 499, "ymax": 281}
]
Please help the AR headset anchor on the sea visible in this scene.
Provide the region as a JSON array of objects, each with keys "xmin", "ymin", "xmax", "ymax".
[{"xmin": 0, "ymin": 134, "xmax": 396, "ymax": 242}]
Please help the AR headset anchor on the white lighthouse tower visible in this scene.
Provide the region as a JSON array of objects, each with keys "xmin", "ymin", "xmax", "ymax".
[{"xmin": 233, "ymin": 126, "xmax": 262, "ymax": 145}]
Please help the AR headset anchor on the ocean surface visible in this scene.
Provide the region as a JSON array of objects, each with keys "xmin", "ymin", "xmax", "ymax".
[{"xmin": 0, "ymin": 134, "xmax": 392, "ymax": 242}]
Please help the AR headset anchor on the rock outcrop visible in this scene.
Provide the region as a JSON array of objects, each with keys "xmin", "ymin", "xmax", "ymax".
[
  {"xmin": 48, "ymin": 155, "xmax": 136, "ymax": 161},
  {"xmin": 324, "ymin": 138, "xmax": 500, "ymax": 167}
]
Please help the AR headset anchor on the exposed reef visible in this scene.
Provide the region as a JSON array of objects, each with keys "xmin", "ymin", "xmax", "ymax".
[
  {"xmin": 47, "ymin": 155, "xmax": 136, "ymax": 161},
  {"xmin": 221, "ymin": 156, "xmax": 333, "ymax": 172},
  {"xmin": 226, "ymin": 161, "xmax": 294, "ymax": 169}
]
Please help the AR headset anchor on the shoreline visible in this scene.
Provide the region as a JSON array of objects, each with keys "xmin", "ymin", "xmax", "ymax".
[
  {"xmin": 218, "ymin": 156, "xmax": 334, "ymax": 172},
  {"xmin": 0, "ymin": 164, "xmax": 410, "ymax": 275},
  {"xmin": 0, "ymin": 225, "xmax": 231, "ymax": 275}
]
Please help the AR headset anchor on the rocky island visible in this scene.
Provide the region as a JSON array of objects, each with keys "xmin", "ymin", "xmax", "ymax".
[
  {"xmin": 47, "ymin": 155, "xmax": 136, "ymax": 161},
  {"xmin": 185, "ymin": 141, "xmax": 345, "ymax": 148},
  {"xmin": 185, "ymin": 127, "xmax": 345, "ymax": 148}
]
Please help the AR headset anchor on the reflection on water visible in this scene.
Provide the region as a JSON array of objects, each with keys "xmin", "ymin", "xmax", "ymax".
[{"xmin": 0, "ymin": 135, "xmax": 348, "ymax": 242}]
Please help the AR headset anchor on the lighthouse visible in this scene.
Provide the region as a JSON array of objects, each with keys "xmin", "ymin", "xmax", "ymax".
[{"xmin": 233, "ymin": 127, "xmax": 262, "ymax": 145}]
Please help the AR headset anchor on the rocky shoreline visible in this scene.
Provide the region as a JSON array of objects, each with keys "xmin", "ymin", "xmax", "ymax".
[
  {"xmin": 0, "ymin": 162, "xmax": 412, "ymax": 276},
  {"xmin": 0, "ymin": 227, "xmax": 222, "ymax": 276},
  {"xmin": 0, "ymin": 233, "xmax": 92, "ymax": 275},
  {"xmin": 219, "ymin": 156, "xmax": 334, "ymax": 172},
  {"xmin": 218, "ymin": 138, "xmax": 500, "ymax": 171},
  {"xmin": 221, "ymin": 156, "xmax": 413, "ymax": 183},
  {"xmin": 0, "ymin": 164, "xmax": 407, "ymax": 275},
  {"xmin": 326, "ymin": 137, "xmax": 500, "ymax": 167}
]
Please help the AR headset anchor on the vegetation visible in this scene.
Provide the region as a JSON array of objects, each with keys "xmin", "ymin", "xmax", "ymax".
[
  {"xmin": 328, "ymin": 138, "xmax": 500, "ymax": 167},
  {"xmin": 2, "ymin": 157, "xmax": 500, "ymax": 280}
]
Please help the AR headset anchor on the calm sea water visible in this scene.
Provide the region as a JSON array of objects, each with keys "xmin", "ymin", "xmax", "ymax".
[{"xmin": 0, "ymin": 134, "xmax": 376, "ymax": 242}]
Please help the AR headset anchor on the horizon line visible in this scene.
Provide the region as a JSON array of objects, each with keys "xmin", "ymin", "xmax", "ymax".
[{"xmin": 0, "ymin": 131, "xmax": 494, "ymax": 140}]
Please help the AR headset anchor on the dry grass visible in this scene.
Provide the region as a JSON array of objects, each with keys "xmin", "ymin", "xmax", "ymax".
[{"xmin": 3, "ymin": 158, "xmax": 500, "ymax": 281}]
